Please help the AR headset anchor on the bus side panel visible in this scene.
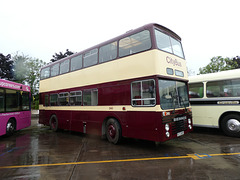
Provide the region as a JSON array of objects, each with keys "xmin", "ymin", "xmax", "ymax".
[
  {"xmin": 39, "ymin": 109, "xmax": 128, "ymax": 137},
  {"xmin": 191, "ymin": 105, "xmax": 214, "ymax": 127},
  {"xmin": 16, "ymin": 111, "xmax": 31, "ymax": 130},
  {"xmin": 54, "ymin": 110, "xmax": 72, "ymax": 130},
  {"xmin": 0, "ymin": 116, "xmax": 9, "ymax": 136},
  {"xmin": 126, "ymin": 111, "xmax": 159, "ymax": 142},
  {"xmin": 70, "ymin": 111, "xmax": 101, "ymax": 135},
  {"xmin": 192, "ymin": 104, "xmax": 240, "ymax": 127},
  {"xmin": 39, "ymin": 110, "xmax": 49, "ymax": 125},
  {"xmin": 70, "ymin": 110, "xmax": 128, "ymax": 136}
]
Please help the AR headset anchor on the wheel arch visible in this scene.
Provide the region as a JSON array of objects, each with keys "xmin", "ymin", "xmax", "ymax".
[
  {"xmin": 49, "ymin": 114, "xmax": 59, "ymax": 131},
  {"xmin": 8, "ymin": 117, "xmax": 17, "ymax": 128},
  {"xmin": 6, "ymin": 117, "xmax": 17, "ymax": 135},
  {"xmin": 101, "ymin": 114, "xmax": 122, "ymax": 137}
]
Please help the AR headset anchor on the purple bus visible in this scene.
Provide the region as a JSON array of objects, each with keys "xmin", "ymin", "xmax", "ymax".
[{"xmin": 0, "ymin": 79, "xmax": 31, "ymax": 136}]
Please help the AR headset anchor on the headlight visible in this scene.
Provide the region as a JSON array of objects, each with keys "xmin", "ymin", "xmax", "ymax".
[
  {"xmin": 188, "ymin": 125, "xmax": 192, "ymax": 130},
  {"xmin": 166, "ymin": 132, "xmax": 170, "ymax": 138},
  {"xmin": 188, "ymin": 118, "xmax": 191, "ymax": 124},
  {"xmin": 165, "ymin": 123, "xmax": 170, "ymax": 131}
]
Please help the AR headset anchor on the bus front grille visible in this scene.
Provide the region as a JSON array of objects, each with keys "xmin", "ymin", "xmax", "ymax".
[{"xmin": 172, "ymin": 120, "xmax": 188, "ymax": 134}]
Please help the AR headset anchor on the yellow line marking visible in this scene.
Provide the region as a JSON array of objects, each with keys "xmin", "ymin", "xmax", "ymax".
[{"xmin": 0, "ymin": 152, "xmax": 239, "ymax": 169}]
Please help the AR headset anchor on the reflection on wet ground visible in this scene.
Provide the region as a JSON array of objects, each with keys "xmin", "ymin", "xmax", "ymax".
[{"xmin": 0, "ymin": 119, "xmax": 240, "ymax": 179}]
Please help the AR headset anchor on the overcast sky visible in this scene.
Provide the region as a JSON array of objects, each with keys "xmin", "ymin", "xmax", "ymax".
[{"xmin": 0, "ymin": 0, "xmax": 239, "ymax": 75}]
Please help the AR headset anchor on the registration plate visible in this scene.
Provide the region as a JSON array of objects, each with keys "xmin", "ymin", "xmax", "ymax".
[{"xmin": 177, "ymin": 131, "xmax": 184, "ymax": 137}]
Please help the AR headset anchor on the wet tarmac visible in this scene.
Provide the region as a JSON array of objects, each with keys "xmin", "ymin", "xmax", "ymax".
[{"xmin": 0, "ymin": 118, "xmax": 240, "ymax": 180}]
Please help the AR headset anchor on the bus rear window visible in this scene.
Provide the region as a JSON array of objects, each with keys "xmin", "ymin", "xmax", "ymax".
[{"xmin": 22, "ymin": 92, "xmax": 30, "ymax": 110}]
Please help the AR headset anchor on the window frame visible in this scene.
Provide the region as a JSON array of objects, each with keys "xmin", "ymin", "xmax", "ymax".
[
  {"xmin": 40, "ymin": 67, "xmax": 50, "ymax": 80},
  {"xmin": 50, "ymin": 94, "xmax": 58, "ymax": 106},
  {"xmin": 83, "ymin": 89, "xmax": 98, "ymax": 106},
  {"xmin": 189, "ymin": 83, "xmax": 204, "ymax": 98},
  {"xmin": 0, "ymin": 88, "xmax": 5, "ymax": 113},
  {"xmin": 119, "ymin": 30, "xmax": 152, "ymax": 58},
  {"xmin": 69, "ymin": 91, "xmax": 82, "ymax": 106},
  {"xmin": 58, "ymin": 92, "xmax": 69, "ymax": 106},
  {"xmin": 99, "ymin": 41, "xmax": 117, "ymax": 63},
  {"xmin": 154, "ymin": 29, "xmax": 185, "ymax": 59},
  {"xmin": 131, "ymin": 79, "xmax": 156, "ymax": 107},
  {"xmin": 60, "ymin": 59, "xmax": 70, "ymax": 75},
  {"xmin": 83, "ymin": 48, "xmax": 98, "ymax": 68},
  {"xmin": 206, "ymin": 79, "xmax": 240, "ymax": 98},
  {"xmin": 51, "ymin": 63, "xmax": 60, "ymax": 77},
  {"xmin": 71, "ymin": 55, "xmax": 83, "ymax": 72}
]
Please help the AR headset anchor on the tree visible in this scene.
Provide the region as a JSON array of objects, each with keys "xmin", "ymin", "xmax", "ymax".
[
  {"xmin": 0, "ymin": 53, "xmax": 14, "ymax": 80},
  {"xmin": 50, "ymin": 49, "xmax": 74, "ymax": 62},
  {"xmin": 12, "ymin": 53, "xmax": 29, "ymax": 84},
  {"xmin": 232, "ymin": 56, "xmax": 240, "ymax": 68},
  {"xmin": 12, "ymin": 53, "xmax": 46, "ymax": 109},
  {"xmin": 199, "ymin": 56, "xmax": 238, "ymax": 74},
  {"xmin": 12, "ymin": 53, "xmax": 46, "ymax": 95}
]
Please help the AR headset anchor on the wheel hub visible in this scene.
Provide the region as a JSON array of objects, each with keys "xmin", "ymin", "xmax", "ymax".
[
  {"xmin": 7, "ymin": 122, "xmax": 14, "ymax": 132},
  {"xmin": 108, "ymin": 125, "xmax": 116, "ymax": 138},
  {"xmin": 227, "ymin": 119, "xmax": 240, "ymax": 132}
]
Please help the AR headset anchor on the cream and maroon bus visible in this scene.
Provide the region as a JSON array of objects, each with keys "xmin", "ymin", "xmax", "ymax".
[{"xmin": 39, "ymin": 23, "xmax": 192, "ymax": 144}]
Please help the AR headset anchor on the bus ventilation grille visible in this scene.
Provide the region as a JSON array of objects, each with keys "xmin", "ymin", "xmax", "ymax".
[{"xmin": 172, "ymin": 119, "xmax": 188, "ymax": 135}]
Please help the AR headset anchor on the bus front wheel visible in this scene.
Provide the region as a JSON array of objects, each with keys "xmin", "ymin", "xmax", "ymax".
[
  {"xmin": 106, "ymin": 118, "xmax": 122, "ymax": 144},
  {"xmin": 221, "ymin": 114, "xmax": 240, "ymax": 137},
  {"xmin": 49, "ymin": 115, "xmax": 59, "ymax": 132}
]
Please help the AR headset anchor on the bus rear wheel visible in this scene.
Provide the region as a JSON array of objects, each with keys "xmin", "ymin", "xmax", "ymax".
[
  {"xmin": 221, "ymin": 114, "xmax": 240, "ymax": 137},
  {"xmin": 49, "ymin": 115, "xmax": 59, "ymax": 132},
  {"xmin": 6, "ymin": 119, "xmax": 16, "ymax": 136},
  {"xmin": 106, "ymin": 118, "xmax": 122, "ymax": 144}
]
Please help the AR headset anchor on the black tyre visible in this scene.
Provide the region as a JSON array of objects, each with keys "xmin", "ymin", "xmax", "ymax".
[
  {"xmin": 6, "ymin": 119, "xmax": 16, "ymax": 136},
  {"xmin": 220, "ymin": 114, "xmax": 240, "ymax": 137},
  {"xmin": 49, "ymin": 115, "xmax": 59, "ymax": 132},
  {"xmin": 106, "ymin": 118, "xmax": 122, "ymax": 144}
]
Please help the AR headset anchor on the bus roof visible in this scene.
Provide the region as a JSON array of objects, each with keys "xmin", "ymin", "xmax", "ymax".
[
  {"xmin": 0, "ymin": 79, "xmax": 30, "ymax": 92},
  {"xmin": 42, "ymin": 23, "xmax": 182, "ymax": 69},
  {"xmin": 189, "ymin": 69, "xmax": 240, "ymax": 83}
]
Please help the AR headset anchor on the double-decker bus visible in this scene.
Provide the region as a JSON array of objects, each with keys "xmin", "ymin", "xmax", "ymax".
[
  {"xmin": 189, "ymin": 69, "xmax": 240, "ymax": 137},
  {"xmin": 0, "ymin": 79, "xmax": 31, "ymax": 136},
  {"xmin": 39, "ymin": 23, "xmax": 192, "ymax": 144}
]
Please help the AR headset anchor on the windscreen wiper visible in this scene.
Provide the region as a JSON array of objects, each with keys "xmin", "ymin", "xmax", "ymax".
[
  {"xmin": 170, "ymin": 92, "xmax": 177, "ymax": 114},
  {"xmin": 179, "ymin": 95, "xmax": 187, "ymax": 112}
]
